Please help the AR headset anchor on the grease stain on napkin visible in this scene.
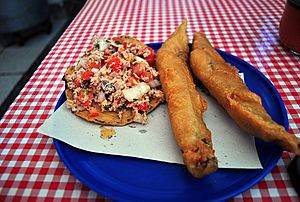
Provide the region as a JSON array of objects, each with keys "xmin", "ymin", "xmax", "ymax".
[{"xmin": 100, "ymin": 127, "xmax": 116, "ymax": 140}]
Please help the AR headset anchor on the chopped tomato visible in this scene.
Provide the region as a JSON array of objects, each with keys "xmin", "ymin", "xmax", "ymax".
[
  {"xmin": 88, "ymin": 92, "xmax": 94, "ymax": 99},
  {"xmin": 132, "ymin": 63, "xmax": 146, "ymax": 76},
  {"xmin": 141, "ymin": 71, "xmax": 154, "ymax": 82},
  {"xmin": 107, "ymin": 56, "xmax": 122, "ymax": 73},
  {"xmin": 87, "ymin": 55, "xmax": 101, "ymax": 69},
  {"xmin": 143, "ymin": 47, "xmax": 155, "ymax": 65},
  {"xmin": 89, "ymin": 108, "xmax": 100, "ymax": 117},
  {"xmin": 74, "ymin": 79, "xmax": 81, "ymax": 87},
  {"xmin": 128, "ymin": 76, "xmax": 139, "ymax": 86},
  {"xmin": 129, "ymin": 43, "xmax": 137, "ymax": 48},
  {"xmin": 102, "ymin": 52, "xmax": 110, "ymax": 61},
  {"xmin": 123, "ymin": 42, "xmax": 128, "ymax": 49},
  {"xmin": 123, "ymin": 41, "xmax": 136, "ymax": 49},
  {"xmin": 115, "ymin": 99, "xmax": 126, "ymax": 108},
  {"xmin": 83, "ymin": 100, "xmax": 92, "ymax": 108},
  {"xmin": 123, "ymin": 42, "xmax": 137, "ymax": 49},
  {"xmin": 78, "ymin": 90, "xmax": 92, "ymax": 107},
  {"xmin": 87, "ymin": 61, "xmax": 101, "ymax": 69},
  {"xmin": 116, "ymin": 99, "xmax": 122, "ymax": 105},
  {"xmin": 81, "ymin": 70, "xmax": 94, "ymax": 81},
  {"xmin": 111, "ymin": 37, "xmax": 122, "ymax": 44},
  {"xmin": 137, "ymin": 102, "xmax": 149, "ymax": 111}
]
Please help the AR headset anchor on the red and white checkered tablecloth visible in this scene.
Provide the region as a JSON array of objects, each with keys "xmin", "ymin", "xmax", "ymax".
[{"xmin": 1, "ymin": 0, "xmax": 299, "ymax": 201}]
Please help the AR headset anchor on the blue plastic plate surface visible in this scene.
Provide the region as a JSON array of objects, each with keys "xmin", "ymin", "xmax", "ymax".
[{"xmin": 53, "ymin": 42, "xmax": 287, "ymax": 201}]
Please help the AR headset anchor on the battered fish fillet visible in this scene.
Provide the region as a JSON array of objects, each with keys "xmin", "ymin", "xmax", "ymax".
[
  {"xmin": 190, "ymin": 32, "xmax": 300, "ymax": 155},
  {"xmin": 156, "ymin": 20, "xmax": 218, "ymax": 178}
]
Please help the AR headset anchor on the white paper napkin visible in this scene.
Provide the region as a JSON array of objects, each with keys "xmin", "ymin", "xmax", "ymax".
[{"xmin": 37, "ymin": 89, "xmax": 262, "ymax": 169}]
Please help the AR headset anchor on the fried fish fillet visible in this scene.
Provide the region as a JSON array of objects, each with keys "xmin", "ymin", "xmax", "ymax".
[
  {"xmin": 190, "ymin": 32, "xmax": 300, "ymax": 155},
  {"xmin": 156, "ymin": 20, "xmax": 218, "ymax": 178}
]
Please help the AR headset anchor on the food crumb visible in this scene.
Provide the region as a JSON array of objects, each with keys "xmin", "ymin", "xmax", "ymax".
[
  {"xmin": 100, "ymin": 127, "xmax": 116, "ymax": 139},
  {"xmin": 128, "ymin": 124, "xmax": 136, "ymax": 128}
]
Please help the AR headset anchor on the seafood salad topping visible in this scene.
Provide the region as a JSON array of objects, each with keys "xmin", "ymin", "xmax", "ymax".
[{"xmin": 65, "ymin": 36, "xmax": 164, "ymax": 124}]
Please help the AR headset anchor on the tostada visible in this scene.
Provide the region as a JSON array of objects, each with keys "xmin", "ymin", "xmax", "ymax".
[{"xmin": 63, "ymin": 35, "xmax": 164, "ymax": 125}]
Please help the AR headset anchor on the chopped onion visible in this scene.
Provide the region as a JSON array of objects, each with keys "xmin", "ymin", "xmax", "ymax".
[
  {"xmin": 134, "ymin": 55, "xmax": 146, "ymax": 63},
  {"xmin": 91, "ymin": 68, "xmax": 99, "ymax": 73},
  {"xmin": 93, "ymin": 36, "xmax": 108, "ymax": 51},
  {"xmin": 148, "ymin": 79, "xmax": 161, "ymax": 88},
  {"xmin": 78, "ymin": 58, "xmax": 88, "ymax": 69},
  {"xmin": 122, "ymin": 82, "xmax": 150, "ymax": 102},
  {"xmin": 98, "ymin": 39, "xmax": 108, "ymax": 51},
  {"xmin": 133, "ymin": 113, "xmax": 145, "ymax": 124}
]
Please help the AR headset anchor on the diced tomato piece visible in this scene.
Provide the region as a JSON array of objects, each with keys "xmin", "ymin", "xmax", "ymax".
[
  {"xmin": 123, "ymin": 42, "xmax": 128, "ymax": 49},
  {"xmin": 143, "ymin": 47, "xmax": 155, "ymax": 65},
  {"xmin": 84, "ymin": 102, "xmax": 92, "ymax": 107},
  {"xmin": 88, "ymin": 92, "xmax": 94, "ymax": 99},
  {"xmin": 82, "ymin": 100, "xmax": 92, "ymax": 107},
  {"xmin": 74, "ymin": 79, "xmax": 81, "ymax": 87},
  {"xmin": 129, "ymin": 43, "xmax": 137, "ymax": 48},
  {"xmin": 107, "ymin": 56, "xmax": 123, "ymax": 73},
  {"xmin": 87, "ymin": 61, "xmax": 101, "ymax": 69},
  {"xmin": 132, "ymin": 63, "xmax": 146, "ymax": 77},
  {"xmin": 137, "ymin": 102, "xmax": 149, "ymax": 111},
  {"xmin": 81, "ymin": 70, "xmax": 94, "ymax": 81},
  {"xmin": 102, "ymin": 53, "xmax": 110, "ymax": 61},
  {"xmin": 87, "ymin": 55, "xmax": 101, "ymax": 69},
  {"xmin": 141, "ymin": 71, "xmax": 154, "ymax": 82},
  {"xmin": 116, "ymin": 99, "xmax": 122, "ymax": 105},
  {"xmin": 78, "ymin": 90, "xmax": 92, "ymax": 107},
  {"xmin": 128, "ymin": 76, "xmax": 139, "ymax": 86},
  {"xmin": 145, "ymin": 55, "xmax": 155, "ymax": 65},
  {"xmin": 115, "ymin": 99, "xmax": 126, "ymax": 108},
  {"xmin": 123, "ymin": 42, "xmax": 136, "ymax": 49},
  {"xmin": 78, "ymin": 89, "xmax": 86, "ymax": 98},
  {"xmin": 111, "ymin": 37, "xmax": 122, "ymax": 44},
  {"xmin": 112, "ymin": 66, "xmax": 121, "ymax": 73},
  {"xmin": 89, "ymin": 109, "xmax": 100, "ymax": 117}
]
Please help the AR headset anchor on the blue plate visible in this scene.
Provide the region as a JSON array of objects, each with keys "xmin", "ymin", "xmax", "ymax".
[{"xmin": 54, "ymin": 42, "xmax": 287, "ymax": 201}]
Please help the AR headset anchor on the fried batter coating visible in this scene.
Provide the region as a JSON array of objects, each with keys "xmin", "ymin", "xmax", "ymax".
[
  {"xmin": 190, "ymin": 32, "xmax": 300, "ymax": 155},
  {"xmin": 156, "ymin": 20, "xmax": 218, "ymax": 178}
]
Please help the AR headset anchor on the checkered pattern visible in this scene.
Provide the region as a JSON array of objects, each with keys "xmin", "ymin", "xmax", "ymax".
[{"xmin": 1, "ymin": 0, "xmax": 299, "ymax": 201}]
